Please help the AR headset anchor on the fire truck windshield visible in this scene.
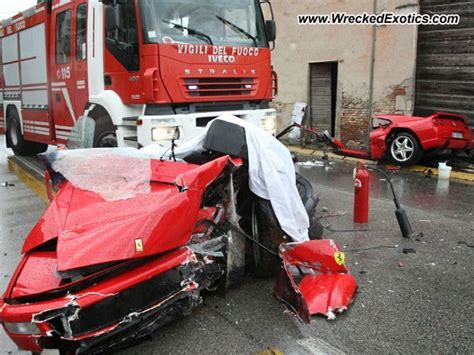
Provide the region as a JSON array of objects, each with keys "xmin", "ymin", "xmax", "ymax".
[{"xmin": 140, "ymin": 0, "xmax": 268, "ymax": 47}]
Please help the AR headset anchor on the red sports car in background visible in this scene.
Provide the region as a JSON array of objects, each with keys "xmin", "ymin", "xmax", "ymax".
[
  {"xmin": 304, "ymin": 111, "xmax": 473, "ymax": 166},
  {"xmin": 369, "ymin": 112, "xmax": 473, "ymax": 165}
]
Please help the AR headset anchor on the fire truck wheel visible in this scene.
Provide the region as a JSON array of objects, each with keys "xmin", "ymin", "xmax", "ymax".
[
  {"xmin": 7, "ymin": 109, "xmax": 47, "ymax": 156},
  {"xmin": 252, "ymin": 198, "xmax": 285, "ymax": 278},
  {"xmin": 93, "ymin": 116, "xmax": 117, "ymax": 148}
]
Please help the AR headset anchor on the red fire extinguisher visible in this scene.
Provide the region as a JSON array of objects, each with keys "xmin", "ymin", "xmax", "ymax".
[{"xmin": 354, "ymin": 163, "xmax": 370, "ymax": 223}]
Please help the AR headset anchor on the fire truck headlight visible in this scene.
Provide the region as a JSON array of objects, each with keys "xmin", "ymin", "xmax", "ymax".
[
  {"xmin": 261, "ymin": 116, "xmax": 276, "ymax": 133},
  {"xmin": 3, "ymin": 322, "xmax": 40, "ymax": 335},
  {"xmin": 152, "ymin": 127, "xmax": 180, "ymax": 141}
]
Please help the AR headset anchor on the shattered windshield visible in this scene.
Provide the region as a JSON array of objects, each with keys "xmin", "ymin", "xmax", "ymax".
[
  {"xmin": 139, "ymin": 0, "xmax": 268, "ymax": 47},
  {"xmin": 45, "ymin": 148, "xmax": 151, "ymax": 201}
]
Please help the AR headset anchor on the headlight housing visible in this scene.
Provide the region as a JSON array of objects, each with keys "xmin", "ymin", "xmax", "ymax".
[
  {"xmin": 3, "ymin": 322, "xmax": 40, "ymax": 335},
  {"xmin": 261, "ymin": 115, "xmax": 276, "ymax": 133},
  {"xmin": 152, "ymin": 126, "xmax": 180, "ymax": 141}
]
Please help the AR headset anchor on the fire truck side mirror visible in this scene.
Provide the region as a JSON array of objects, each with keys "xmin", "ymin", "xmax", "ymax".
[
  {"xmin": 265, "ymin": 20, "xmax": 276, "ymax": 42},
  {"xmin": 105, "ymin": 4, "xmax": 123, "ymax": 32}
]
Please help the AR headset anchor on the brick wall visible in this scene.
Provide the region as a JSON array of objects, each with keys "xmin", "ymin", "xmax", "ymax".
[{"xmin": 340, "ymin": 93, "xmax": 370, "ymax": 145}]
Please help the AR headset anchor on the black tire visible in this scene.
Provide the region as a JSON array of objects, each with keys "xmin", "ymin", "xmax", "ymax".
[
  {"xmin": 251, "ymin": 175, "xmax": 324, "ymax": 277},
  {"xmin": 296, "ymin": 173, "xmax": 313, "ymax": 203},
  {"xmin": 309, "ymin": 217, "xmax": 324, "ymax": 240},
  {"xmin": 251, "ymin": 198, "xmax": 286, "ymax": 278},
  {"xmin": 296, "ymin": 173, "xmax": 324, "ymax": 239},
  {"xmin": 93, "ymin": 115, "xmax": 117, "ymax": 148},
  {"xmin": 7, "ymin": 109, "xmax": 47, "ymax": 156},
  {"xmin": 387, "ymin": 131, "xmax": 422, "ymax": 166}
]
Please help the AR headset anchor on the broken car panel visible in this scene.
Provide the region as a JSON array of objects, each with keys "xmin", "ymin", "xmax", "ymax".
[{"xmin": 274, "ymin": 240, "xmax": 357, "ymax": 322}]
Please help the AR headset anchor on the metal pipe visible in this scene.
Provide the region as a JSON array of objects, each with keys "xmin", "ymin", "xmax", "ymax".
[{"xmin": 367, "ymin": 0, "xmax": 377, "ymax": 136}]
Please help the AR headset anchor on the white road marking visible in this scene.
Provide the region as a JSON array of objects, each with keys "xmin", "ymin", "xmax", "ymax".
[{"xmin": 297, "ymin": 338, "xmax": 345, "ymax": 355}]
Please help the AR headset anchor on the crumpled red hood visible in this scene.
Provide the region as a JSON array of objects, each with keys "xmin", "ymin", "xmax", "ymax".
[{"xmin": 22, "ymin": 156, "xmax": 233, "ymax": 272}]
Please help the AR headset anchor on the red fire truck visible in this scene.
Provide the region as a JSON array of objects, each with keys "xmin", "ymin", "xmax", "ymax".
[{"xmin": 0, "ymin": 0, "xmax": 277, "ymax": 155}]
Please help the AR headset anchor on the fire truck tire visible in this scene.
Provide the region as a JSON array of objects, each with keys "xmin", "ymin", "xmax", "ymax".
[
  {"xmin": 93, "ymin": 116, "xmax": 118, "ymax": 148},
  {"xmin": 7, "ymin": 109, "xmax": 47, "ymax": 156}
]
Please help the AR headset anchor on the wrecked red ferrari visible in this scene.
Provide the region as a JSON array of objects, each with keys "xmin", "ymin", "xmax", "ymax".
[
  {"xmin": 0, "ymin": 119, "xmax": 357, "ymax": 354},
  {"xmin": 368, "ymin": 112, "xmax": 473, "ymax": 165},
  {"xmin": 330, "ymin": 112, "xmax": 473, "ymax": 165}
]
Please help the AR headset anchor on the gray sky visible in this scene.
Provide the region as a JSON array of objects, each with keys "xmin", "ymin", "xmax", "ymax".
[{"xmin": 1, "ymin": 0, "xmax": 38, "ymax": 20}]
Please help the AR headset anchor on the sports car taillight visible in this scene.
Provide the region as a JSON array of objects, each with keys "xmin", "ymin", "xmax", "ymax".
[
  {"xmin": 3, "ymin": 322, "xmax": 41, "ymax": 335},
  {"xmin": 433, "ymin": 118, "xmax": 444, "ymax": 126},
  {"xmin": 433, "ymin": 117, "xmax": 467, "ymax": 128}
]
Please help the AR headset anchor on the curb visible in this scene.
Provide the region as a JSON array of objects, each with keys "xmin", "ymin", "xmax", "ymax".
[
  {"xmin": 287, "ymin": 145, "xmax": 377, "ymax": 164},
  {"xmin": 7, "ymin": 158, "xmax": 50, "ymax": 203},
  {"xmin": 406, "ymin": 164, "xmax": 474, "ymax": 182},
  {"xmin": 287, "ymin": 145, "xmax": 474, "ymax": 183}
]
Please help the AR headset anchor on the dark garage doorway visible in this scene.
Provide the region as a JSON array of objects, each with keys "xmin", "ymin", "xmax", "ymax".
[{"xmin": 309, "ymin": 62, "xmax": 338, "ymax": 136}]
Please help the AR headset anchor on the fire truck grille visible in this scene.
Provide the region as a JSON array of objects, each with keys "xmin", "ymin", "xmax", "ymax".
[{"xmin": 182, "ymin": 77, "xmax": 257, "ymax": 97}]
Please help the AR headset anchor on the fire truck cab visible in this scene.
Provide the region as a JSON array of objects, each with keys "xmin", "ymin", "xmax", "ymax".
[{"xmin": 0, "ymin": 0, "xmax": 277, "ymax": 154}]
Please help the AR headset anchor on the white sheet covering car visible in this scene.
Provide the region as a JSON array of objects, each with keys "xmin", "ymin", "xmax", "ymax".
[{"xmin": 142, "ymin": 114, "xmax": 310, "ymax": 242}]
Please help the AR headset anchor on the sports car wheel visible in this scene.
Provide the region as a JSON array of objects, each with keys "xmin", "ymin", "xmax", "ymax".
[
  {"xmin": 251, "ymin": 198, "xmax": 285, "ymax": 278},
  {"xmin": 388, "ymin": 132, "xmax": 422, "ymax": 165},
  {"xmin": 251, "ymin": 175, "xmax": 323, "ymax": 277}
]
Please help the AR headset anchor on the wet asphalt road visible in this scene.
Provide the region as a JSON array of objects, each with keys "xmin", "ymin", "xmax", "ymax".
[{"xmin": 0, "ymin": 136, "xmax": 473, "ymax": 354}]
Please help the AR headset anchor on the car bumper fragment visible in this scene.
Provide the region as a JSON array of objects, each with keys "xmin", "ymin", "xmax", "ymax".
[{"xmin": 274, "ymin": 240, "xmax": 358, "ymax": 322}]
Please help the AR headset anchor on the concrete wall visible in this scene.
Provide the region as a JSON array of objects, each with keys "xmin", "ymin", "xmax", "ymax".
[{"xmin": 270, "ymin": 0, "xmax": 418, "ymax": 145}]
